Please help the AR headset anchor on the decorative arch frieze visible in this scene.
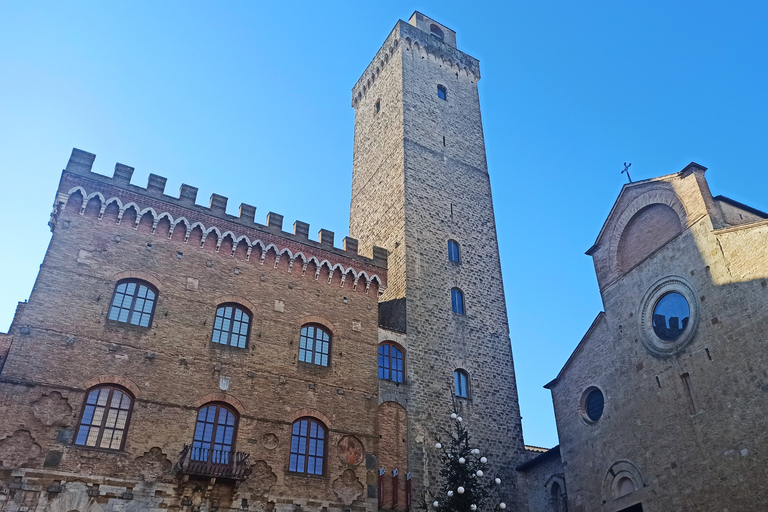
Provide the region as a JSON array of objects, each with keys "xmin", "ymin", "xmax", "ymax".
[{"xmin": 57, "ymin": 186, "xmax": 384, "ymax": 293}]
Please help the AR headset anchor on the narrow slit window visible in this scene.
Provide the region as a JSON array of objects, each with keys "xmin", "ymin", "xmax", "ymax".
[
  {"xmin": 437, "ymin": 85, "xmax": 447, "ymax": 101},
  {"xmin": 451, "ymin": 288, "xmax": 464, "ymax": 314},
  {"xmin": 448, "ymin": 240, "xmax": 460, "ymax": 263},
  {"xmin": 454, "ymin": 369, "xmax": 470, "ymax": 398}
]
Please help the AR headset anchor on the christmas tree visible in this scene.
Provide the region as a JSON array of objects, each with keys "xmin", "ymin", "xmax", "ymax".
[{"xmin": 421, "ymin": 403, "xmax": 507, "ymax": 512}]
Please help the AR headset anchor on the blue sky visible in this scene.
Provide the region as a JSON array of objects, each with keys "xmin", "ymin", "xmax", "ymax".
[{"xmin": 1, "ymin": 2, "xmax": 767, "ymax": 449}]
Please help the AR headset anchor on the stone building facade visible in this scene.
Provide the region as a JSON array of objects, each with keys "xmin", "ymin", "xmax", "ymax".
[
  {"xmin": 0, "ymin": 12, "xmax": 526, "ymax": 512},
  {"xmin": 538, "ymin": 164, "xmax": 768, "ymax": 512}
]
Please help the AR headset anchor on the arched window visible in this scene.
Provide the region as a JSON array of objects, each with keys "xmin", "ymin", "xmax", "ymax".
[
  {"xmin": 378, "ymin": 342, "xmax": 405, "ymax": 383},
  {"xmin": 75, "ymin": 385, "xmax": 133, "ymax": 450},
  {"xmin": 375, "ymin": 100, "xmax": 381, "ymax": 114},
  {"xmin": 451, "ymin": 288, "xmax": 464, "ymax": 314},
  {"xmin": 430, "ymin": 24, "xmax": 445, "ymax": 41},
  {"xmin": 299, "ymin": 324, "xmax": 331, "ymax": 367},
  {"xmin": 108, "ymin": 279, "xmax": 157, "ymax": 327},
  {"xmin": 454, "ymin": 369, "xmax": 470, "ymax": 398},
  {"xmin": 448, "ymin": 240, "xmax": 460, "ymax": 263},
  {"xmin": 212, "ymin": 303, "xmax": 252, "ymax": 348},
  {"xmin": 192, "ymin": 403, "xmax": 238, "ymax": 464},
  {"xmin": 437, "ymin": 84, "xmax": 447, "ymax": 101},
  {"xmin": 550, "ymin": 481, "xmax": 565, "ymax": 512},
  {"xmin": 289, "ymin": 418, "xmax": 326, "ymax": 475}
]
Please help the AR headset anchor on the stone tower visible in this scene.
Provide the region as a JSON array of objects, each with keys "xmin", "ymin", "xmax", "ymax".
[{"xmin": 350, "ymin": 12, "xmax": 526, "ymax": 506}]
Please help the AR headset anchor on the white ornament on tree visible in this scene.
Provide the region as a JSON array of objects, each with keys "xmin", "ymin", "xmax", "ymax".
[
  {"xmin": 451, "ymin": 413, "xmax": 457, "ymax": 419},
  {"xmin": 433, "ymin": 502, "xmax": 439, "ymax": 508},
  {"xmin": 435, "ymin": 442, "xmax": 442, "ymax": 449},
  {"xmin": 457, "ymin": 487, "xmax": 465, "ymax": 494},
  {"xmin": 447, "ymin": 491, "xmax": 454, "ymax": 497},
  {"xmin": 480, "ymin": 457, "xmax": 488, "ymax": 463},
  {"xmin": 456, "ymin": 416, "xmax": 463, "ymax": 422},
  {"xmin": 495, "ymin": 478, "xmax": 501, "ymax": 485},
  {"xmin": 471, "ymin": 448, "xmax": 480, "ymax": 455},
  {"xmin": 470, "ymin": 505, "xmax": 477, "ymax": 511},
  {"xmin": 476, "ymin": 470, "xmax": 483, "ymax": 477},
  {"xmin": 458, "ymin": 457, "xmax": 466, "ymax": 464},
  {"xmin": 499, "ymin": 504, "xmax": 506, "ymax": 510}
]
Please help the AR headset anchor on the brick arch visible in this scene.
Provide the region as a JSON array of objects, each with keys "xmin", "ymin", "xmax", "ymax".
[
  {"xmin": 608, "ymin": 188, "xmax": 687, "ymax": 277},
  {"xmin": 193, "ymin": 393, "xmax": 245, "ymax": 415},
  {"xmin": 289, "ymin": 408, "xmax": 333, "ymax": 430},
  {"xmin": 112, "ymin": 270, "xmax": 166, "ymax": 292},
  {"xmin": 298, "ymin": 315, "xmax": 336, "ymax": 335},
  {"xmin": 81, "ymin": 375, "xmax": 141, "ymax": 398},
  {"xmin": 212, "ymin": 295, "xmax": 257, "ymax": 314}
]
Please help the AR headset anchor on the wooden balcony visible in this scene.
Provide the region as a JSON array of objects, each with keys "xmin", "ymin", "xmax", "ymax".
[{"xmin": 174, "ymin": 445, "xmax": 252, "ymax": 480}]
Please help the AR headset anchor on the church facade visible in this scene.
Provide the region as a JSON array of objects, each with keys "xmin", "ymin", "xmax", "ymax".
[
  {"xmin": 0, "ymin": 13, "xmax": 526, "ymax": 512},
  {"xmin": 521, "ymin": 165, "xmax": 768, "ymax": 512}
]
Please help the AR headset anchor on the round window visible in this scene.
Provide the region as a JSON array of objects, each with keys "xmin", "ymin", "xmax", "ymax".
[
  {"xmin": 585, "ymin": 389, "xmax": 604, "ymax": 422},
  {"xmin": 652, "ymin": 292, "xmax": 690, "ymax": 341}
]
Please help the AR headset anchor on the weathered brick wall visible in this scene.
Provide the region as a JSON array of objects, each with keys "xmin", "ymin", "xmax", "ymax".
[
  {"xmin": 0, "ymin": 334, "xmax": 10, "ymax": 373},
  {"xmin": 349, "ymin": 16, "xmax": 526, "ymax": 510},
  {"xmin": 377, "ymin": 401, "xmax": 408, "ymax": 511},
  {"xmin": 550, "ymin": 170, "xmax": 768, "ymax": 512},
  {"xmin": 0, "ymin": 159, "xmax": 386, "ymax": 512},
  {"xmin": 516, "ymin": 448, "xmax": 565, "ymax": 512}
]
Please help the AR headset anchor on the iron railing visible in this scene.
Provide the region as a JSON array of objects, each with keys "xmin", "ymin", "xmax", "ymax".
[{"xmin": 174, "ymin": 445, "xmax": 251, "ymax": 480}]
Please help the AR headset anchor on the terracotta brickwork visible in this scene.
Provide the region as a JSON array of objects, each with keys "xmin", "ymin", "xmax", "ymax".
[
  {"xmin": 350, "ymin": 13, "xmax": 526, "ymax": 509},
  {"xmin": 0, "ymin": 151, "xmax": 386, "ymax": 512},
  {"xmin": 546, "ymin": 165, "xmax": 768, "ymax": 511}
]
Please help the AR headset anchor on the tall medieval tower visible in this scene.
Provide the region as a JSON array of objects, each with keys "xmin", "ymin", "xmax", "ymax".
[{"xmin": 350, "ymin": 12, "xmax": 526, "ymax": 506}]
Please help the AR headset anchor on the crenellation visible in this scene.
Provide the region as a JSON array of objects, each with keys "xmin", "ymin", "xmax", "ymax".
[
  {"xmin": 294, "ymin": 220, "xmax": 310, "ymax": 238},
  {"xmin": 238, "ymin": 202, "xmax": 256, "ymax": 223},
  {"xmin": 266, "ymin": 211, "xmax": 284, "ymax": 231},
  {"xmin": 146, "ymin": 173, "xmax": 167, "ymax": 195},
  {"xmin": 319, "ymin": 229, "xmax": 334, "ymax": 248},
  {"xmin": 65, "ymin": 147, "xmax": 96, "ymax": 174},
  {"xmin": 344, "ymin": 236, "xmax": 358, "ymax": 255},
  {"xmin": 209, "ymin": 193, "xmax": 228, "ymax": 214},
  {"xmin": 179, "ymin": 183, "xmax": 198, "ymax": 204},
  {"xmin": 113, "ymin": 163, "xmax": 135, "ymax": 185}
]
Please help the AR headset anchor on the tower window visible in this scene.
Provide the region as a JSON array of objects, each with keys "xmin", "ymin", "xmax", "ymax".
[
  {"xmin": 378, "ymin": 342, "xmax": 405, "ymax": 383},
  {"xmin": 212, "ymin": 304, "xmax": 252, "ymax": 348},
  {"xmin": 437, "ymin": 85, "xmax": 447, "ymax": 101},
  {"xmin": 430, "ymin": 24, "xmax": 444, "ymax": 41},
  {"xmin": 448, "ymin": 240, "xmax": 460, "ymax": 263},
  {"xmin": 375, "ymin": 100, "xmax": 381, "ymax": 114},
  {"xmin": 299, "ymin": 324, "xmax": 331, "ymax": 366},
  {"xmin": 451, "ymin": 288, "xmax": 464, "ymax": 314},
  {"xmin": 108, "ymin": 279, "xmax": 158, "ymax": 328},
  {"xmin": 454, "ymin": 369, "xmax": 470, "ymax": 398}
]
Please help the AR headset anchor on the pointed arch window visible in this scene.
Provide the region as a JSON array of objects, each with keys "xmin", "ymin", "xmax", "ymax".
[
  {"xmin": 299, "ymin": 324, "xmax": 331, "ymax": 367},
  {"xmin": 289, "ymin": 418, "xmax": 326, "ymax": 475},
  {"xmin": 448, "ymin": 240, "xmax": 461, "ymax": 263},
  {"xmin": 108, "ymin": 279, "xmax": 157, "ymax": 327},
  {"xmin": 75, "ymin": 385, "xmax": 133, "ymax": 450},
  {"xmin": 212, "ymin": 304, "xmax": 252, "ymax": 348},
  {"xmin": 451, "ymin": 288, "xmax": 464, "ymax": 314},
  {"xmin": 192, "ymin": 403, "xmax": 238, "ymax": 464},
  {"xmin": 454, "ymin": 369, "xmax": 471, "ymax": 398},
  {"xmin": 378, "ymin": 342, "xmax": 405, "ymax": 383}
]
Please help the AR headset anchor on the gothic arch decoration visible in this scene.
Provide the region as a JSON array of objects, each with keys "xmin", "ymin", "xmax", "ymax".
[
  {"xmin": 57, "ymin": 186, "xmax": 384, "ymax": 293},
  {"xmin": 602, "ymin": 460, "xmax": 644, "ymax": 502},
  {"xmin": 608, "ymin": 188, "xmax": 688, "ymax": 277}
]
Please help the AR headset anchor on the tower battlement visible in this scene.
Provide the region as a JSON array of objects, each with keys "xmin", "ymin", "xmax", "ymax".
[{"xmin": 57, "ymin": 148, "xmax": 387, "ymax": 290}]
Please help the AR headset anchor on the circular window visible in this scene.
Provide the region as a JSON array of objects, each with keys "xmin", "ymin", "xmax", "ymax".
[
  {"xmin": 640, "ymin": 277, "xmax": 700, "ymax": 357},
  {"xmin": 652, "ymin": 292, "xmax": 690, "ymax": 341},
  {"xmin": 585, "ymin": 389, "xmax": 604, "ymax": 421},
  {"xmin": 580, "ymin": 387, "xmax": 604, "ymax": 424}
]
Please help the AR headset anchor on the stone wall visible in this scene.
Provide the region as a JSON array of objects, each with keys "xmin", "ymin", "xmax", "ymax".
[{"xmin": 0, "ymin": 155, "xmax": 386, "ymax": 512}]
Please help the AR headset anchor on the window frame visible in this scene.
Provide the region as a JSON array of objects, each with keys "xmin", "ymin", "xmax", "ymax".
[
  {"xmin": 289, "ymin": 417, "xmax": 327, "ymax": 476},
  {"xmin": 298, "ymin": 323, "xmax": 332, "ymax": 367},
  {"xmin": 430, "ymin": 24, "xmax": 445, "ymax": 41},
  {"xmin": 191, "ymin": 402, "xmax": 239, "ymax": 464},
  {"xmin": 378, "ymin": 341, "xmax": 406, "ymax": 384},
  {"xmin": 448, "ymin": 240, "xmax": 461, "ymax": 264},
  {"xmin": 451, "ymin": 288, "xmax": 465, "ymax": 315},
  {"xmin": 211, "ymin": 303, "xmax": 253, "ymax": 349},
  {"xmin": 437, "ymin": 84, "xmax": 447, "ymax": 101},
  {"xmin": 74, "ymin": 385, "xmax": 134, "ymax": 451},
  {"xmin": 107, "ymin": 278, "xmax": 158, "ymax": 328},
  {"xmin": 454, "ymin": 369, "xmax": 471, "ymax": 399}
]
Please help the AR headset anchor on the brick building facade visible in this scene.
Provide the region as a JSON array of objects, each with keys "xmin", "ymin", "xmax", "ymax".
[{"xmin": 0, "ymin": 12, "xmax": 526, "ymax": 512}]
